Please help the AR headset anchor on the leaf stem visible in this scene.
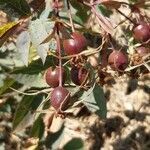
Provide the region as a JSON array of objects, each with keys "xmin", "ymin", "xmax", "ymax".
[{"xmin": 66, "ymin": 0, "xmax": 75, "ymax": 32}]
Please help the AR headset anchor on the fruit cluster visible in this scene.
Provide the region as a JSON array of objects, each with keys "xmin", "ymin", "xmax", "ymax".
[
  {"xmin": 132, "ymin": 22, "xmax": 150, "ymax": 66},
  {"xmin": 44, "ymin": 1, "xmax": 150, "ymax": 113},
  {"xmin": 45, "ymin": 32, "xmax": 88, "ymax": 112},
  {"xmin": 45, "ymin": 31, "xmax": 138, "ymax": 112},
  {"xmin": 45, "ymin": 25, "xmax": 150, "ymax": 112},
  {"xmin": 107, "ymin": 22, "xmax": 150, "ymax": 72}
]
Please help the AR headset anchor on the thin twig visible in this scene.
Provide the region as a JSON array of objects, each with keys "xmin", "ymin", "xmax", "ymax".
[
  {"xmin": 116, "ymin": 9, "xmax": 136, "ymax": 25},
  {"xmin": 125, "ymin": 60, "xmax": 150, "ymax": 71},
  {"xmin": 10, "ymin": 87, "xmax": 50, "ymax": 95},
  {"xmin": 143, "ymin": 61, "xmax": 150, "ymax": 72}
]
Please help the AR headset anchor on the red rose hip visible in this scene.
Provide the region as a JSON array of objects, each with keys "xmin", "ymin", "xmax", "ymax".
[
  {"xmin": 108, "ymin": 50, "xmax": 128, "ymax": 71},
  {"xmin": 133, "ymin": 23, "xmax": 150, "ymax": 42},
  {"xmin": 71, "ymin": 66, "xmax": 88, "ymax": 85},
  {"xmin": 45, "ymin": 66, "xmax": 66, "ymax": 87},
  {"xmin": 50, "ymin": 86, "xmax": 70, "ymax": 110},
  {"xmin": 63, "ymin": 32, "xmax": 87, "ymax": 55}
]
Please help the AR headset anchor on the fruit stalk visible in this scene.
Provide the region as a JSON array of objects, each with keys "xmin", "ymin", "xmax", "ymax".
[
  {"xmin": 54, "ymin": 0, "xmax": 63, "ymax": 87},
  {"xmin": 56, "ymin": 24, "xmax": 63, "ymax": 87}
]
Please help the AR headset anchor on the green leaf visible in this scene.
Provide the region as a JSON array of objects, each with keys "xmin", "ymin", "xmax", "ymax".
[
  {"xmin": 13, "ymin": 95, "xmax": 35, "ymax": 130},
  {"xmin": 63, "ymin": 138, "xmax": 84, "ymax": 150},
  {"xmin": 0, "ymin": 0, "xmax": 31, "ymax": 16},
  {"xmin": 12, "ymin": 55, "xmax": 53, "ymax": 74},
  {"xmin": 81, "ymin": 84, "xmax": 107, "ymax": 119},
  {"xmin": 10, "ymin": 55, "xmax": 54, "ymax": 88},
  {"xmin": 30, "ymin": 94, "xmax": 44, "ymax": 110},
  {"xmin": 70, "ymin": 0, "xmax": 90, "ymax": 25},
  {"xmin": 0, "ymin": 78, "xmax": 15, "ymax": 95},
  {"xmin": 13, "ymin": 94, "xmax": 45, "ymax": 132},
  {"xmin": 97, "ymin": 5, "xmax": 112, "ymax": 17},
  {"xmin": 30, "ymin": 116, "xmax": 44, "ymax": 139},
  {"xmin": 0, "ymin": 103, "xmax": 11, "ymax": 113},
  {"xmin": 11, "ymin": 72, "xmax": 47, "ymax": 88}
]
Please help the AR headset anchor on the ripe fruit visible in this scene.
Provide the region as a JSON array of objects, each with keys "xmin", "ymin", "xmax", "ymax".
[
  {"xmin": 108, "ymin": 50, "xmax": 128, "ymax": 71},
  {"xmin": 45, "ymin": 66, "xmax": 66, "ymax": 87},
  {"xmin": 63, "ymin": 32, "xmax": 87, "ymax": 55},
  {"xmin": 136, "ymin": 46, "xmax": 150, "ymax": 57},
  {"xmin": 133, "ymin": 23, "xmax": 150, "ymax": 42},
  {"xmin": 71, "ymin": 66, "xmax": 88, "ymax": 85},
  {"xmin": 50, "ymin": 86, "xmax": 70, "ymax": 110}
]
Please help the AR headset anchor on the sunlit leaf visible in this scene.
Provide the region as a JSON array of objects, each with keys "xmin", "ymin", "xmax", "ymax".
[
  {"xmin": 29, "ymin": 19, "xmax": 51, "ymax": 62},
  {"xmin": 11, "ymin": 73, "xmax": 47, "ymax": 88},
  {"xmin": 0, "ymin": 22, "xmax": 19, "ymax": 46},
  {"xmin": 12, "ymin": 55, "xmax": 53, "ymax": 75},
  {"xmin": 37, "ymin": 43, "xmax": 48, "ymax": 64},
  {"xmin": 41, "ymin": 30, "xmax": 55, "ymax": 44},
  {"xmin": 29, "ymin": 19, "xmax": 48, "ymax": 46},
  {"xmin": 16, "ymin": 31, "xmax": 31, "ymax": 66},
  {"xmin": 0, "ymin": 22, "xmax": 17, "ymax": 36}
]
